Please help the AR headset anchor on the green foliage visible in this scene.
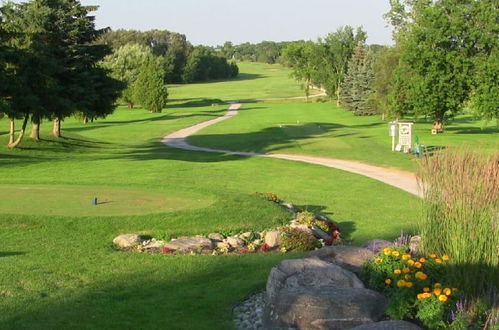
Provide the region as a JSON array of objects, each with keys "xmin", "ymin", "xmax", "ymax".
[
  {"xmin": 133, "ymin": 56, "xmax": 168, "ymax": 113},
  {"xmin": 415, "ymin": 297, "xmax": 447, "ymax": 329},
  {"xmin": 182, "ymin": 46, "xmax": 238, "ymax": 83},
  {"xmin": 279, "ymin": 227, "xmax": 319, "ymax": 252},
  {"xmin": 372, "ymin": 46, "xmax": 400, "ymax": 117},
  {"xmin": 340, "ymin": 44, "xmax": 377, "ymax": 116},
  {"xmin": 100, "ymin": 43, "xmax": 152, "ymax": 107},
  {"xmin": 418, "ymin": 149, "xmax": 499, "ymax": 298},
  {"xmin": 296, "ymin": 211, "xmax": 330, "ymax": 233}
]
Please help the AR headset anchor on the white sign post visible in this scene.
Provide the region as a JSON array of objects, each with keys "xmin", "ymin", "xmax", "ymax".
[
  {"xmin": 398, "ymin": 122, "xmax": 414, "ymax": 153},
  {"xmin": 388, "ymin": 121, "xmax": 398, "ymax": 151}
]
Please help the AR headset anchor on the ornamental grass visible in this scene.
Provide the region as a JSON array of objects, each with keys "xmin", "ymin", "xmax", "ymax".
[{"xmin": 417, "ymin": 149, "xmax": 499, "ymax": 299}]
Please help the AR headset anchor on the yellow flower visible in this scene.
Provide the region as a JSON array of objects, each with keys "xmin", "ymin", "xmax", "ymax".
[
  {"xmin": 423, "ymin": 292, "xmax": 432, "ymax": 299},
  {"xmin": 417, "ymin": 293, "xmax": 424, "ymax": 299},
  {"xmin": 402, "ymin": 267, "xmax": 411, "ymax": 273},
  {"xmin": 405, "ymin": 281, "xmax": 414, "ymax": 288},
  {"xmin": 438, "ymin": 294, "xmax": 448, "ymax": 302},
  {"xmin": 434, "ymin": 283, "xmax": 442, "ymax": 288},
  {"xmin": 434, "ymin": 288, "xmax": 442, "ymax": 296},
  {"xmin": 443, "ymin": 288, "xmax": 452, "ymax": 296},
  {"xmin": 397, "ymin": 279, "xmax": 406, "ymax": 288},
  {"xmin": 415, "ymin": 271, "xmax": 428, "ymax": 280},
  {"xmin": 402, "ymin": 254, "xmax": 411, "ymax": 260},
  {"xmin": 394, "ymin": 269, "xmax": 402, "ymax": 275},
  {"xmin": 435, "ymin": 258, "xmax": 442, "ymax": 264},
  {"xmin": 383, "ymin": 248, "xmax": 392, "ymax": 256},
  {"xmin": 430, "ymin": 254, "xmax": 437, "ymax": 258},
  {"xmin": 419, "ymin": 257, "xmax": 427, "ymax": 263},
  {"xmin": 385, "ymin": 279, "xmax": 392, "ymax": 285},
  {"xmin": 392, "ymin": 250, "xmax": 400, "ymax": 257},
  {"xmin": 423, "ymin": 287, "xmax": 430, "ymax": 292},
  {"xmin": 442, "ymin": 255, "xmax": 449, "ymax": 261},
  {"xmin": 414, "ymin": 262, "xmax": 422, "ymax": 269},
  {"xmin": 375, "ymin": 257, "xmax": 382, "ymax": 263},
  {"xmin": 405, "ymin": 274, "xmax": 412, "ymax": 280},
  {"xmin": 407, "ymin": 259, "xmax": 415, "ymax": 266}
]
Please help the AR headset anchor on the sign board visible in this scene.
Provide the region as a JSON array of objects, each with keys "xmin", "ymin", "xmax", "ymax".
[
  {"xmin": 388, "ymin": 122, "xmax": 397, "ymax": 137},
  {"xmin": 398, "ymin": 122, "xmax": 414, "ymax": 151}
]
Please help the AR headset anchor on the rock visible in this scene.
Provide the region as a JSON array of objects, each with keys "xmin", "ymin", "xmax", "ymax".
[
  {"xmin": 164, "ymin": 237, "xmax": 213, "ymax": 252},
  {"xmin": 265, "ymin": 231, "xmax": 281, "ymax": 248},
  {"xmin": 362, "ymin": 239, "xmax": 392, "ymax": 254},
  {"xmin": 142, "ymin": 239, "xmax": 166, "ymax": 250},
  {"xmin": 113, "ymin": 234, "xmax": 145, "ymax": 249},
  {"xmin": 227, "ymin": 236, "xmax": 245, "ymax": 248},
  {"xmin": 311, "ymin": 225, "xmax": 330, "ymax": 240},
  {"xmin": 266, "ymin": 258, "xmax": 364, "ymax": 303},
  {"xmin": 215, "ymin": 241, "xmax": 230, "ymax": 250},
  {"xmin": 263, "ymin": 286, "xmax": 387, "ymax": 330},
  {"xmin": 280, "ymin": 202, "xmax": 295, "ymax": 211},
  {"xmin": 240, "ymin": 232, "xmax": 252, "ymax": 240},
  {"xmin": 307, "ymin": 245, "xmax": 374, "ymax": 274},
  {"xmin": 289, "ymin": 223, "xmax": 314, "ymax": 236},
  {"xmin": 350, "ymin": 320, "xmax": 422, "ymax": 330},
  {"xmin": 208, "ymin": 233, "xmax": 225, "ymax": 241},
  {"xmin": 409, "ymin": 235, "xmax": 421, "ymax": 254}
]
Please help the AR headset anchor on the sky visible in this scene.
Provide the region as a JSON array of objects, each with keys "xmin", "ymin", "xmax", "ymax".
[{"xmin": 81, "ymin": 0, "xmax": 394, "ymax": 46}]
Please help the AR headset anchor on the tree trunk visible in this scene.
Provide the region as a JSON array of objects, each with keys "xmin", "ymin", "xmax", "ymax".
[
  {"xmin": 433, "ymin": 113, "xmax": 444, "ymax": 133},
  {"xmin": 128, "ymin": 102, "xmax": 134, "ymax": 109},
  {"xmin": 30, "ymin": 115, "xmax": 40, "ymax": 140},
  {"xmin": 336, "ymin": 81, "xmax": 341, "ymax": 107},
  {"xmin": 9, "ymin": 119, "xmax": 15, "ymax": 145},
  {"xmin": 8, "ymin": 114, "xmax": 29, "ymax": 149},
  {"xmin": 52, "ymin": 117, "xmax": 61, "ymax": 138},
  {"xmin": 83, "ymin": 116, "xmax": 88, "ymax": 124}
]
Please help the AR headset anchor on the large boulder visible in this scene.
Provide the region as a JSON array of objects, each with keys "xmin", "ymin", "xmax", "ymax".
[
  {"xmin": 113, "ymin": 234, "xmax": 145, "ymax": 249},
  {"xmin": 266, "ymin": 258, "xmax": 364, "ymax": 302},
  {"xmin": 164, "ymin": 237, "xmax": 213, "ymax": 252},
  {"xmin": 362, "ymin": 239, "xmax": 392, "ymax": 254},
  {"xmin": 349, "ymin": 320, "xmax": 422, "ymax": 330},
  {"xmin": 263, "ymin": 286, "xmax": 387, "ymax": 329},
  {"xmin": 227, "ymin": 236, "xmax": 245, "ymax": 248},
  {"xmin": 207, "ymin": 233, "xmax": 224, "ymax": 241},
  {"xmin": 307, "ymin": 245, "xmax": 374, "ymax": 274},
  {"xmin": 409, "ymin": 235, "xmax": 422, "ymax": 254}
]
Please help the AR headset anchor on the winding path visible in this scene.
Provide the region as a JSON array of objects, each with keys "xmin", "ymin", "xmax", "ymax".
[{"xmin": 162, "ymin": 103, "xmax": 421, "ymax": 197}]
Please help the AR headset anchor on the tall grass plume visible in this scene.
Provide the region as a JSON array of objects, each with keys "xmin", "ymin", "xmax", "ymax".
[{"xmin": 417, "ymin": 149, "xmax": 499, "ymax": 298}]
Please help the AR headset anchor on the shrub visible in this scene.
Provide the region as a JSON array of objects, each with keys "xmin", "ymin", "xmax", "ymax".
[
  {"xmin": 279, "ymin": 227, "xmax": 319, "ymax": 252},
  {"xmin": 252, "ymin": 192, "xmax": 282, "ymax": 203},
  {"xmin": 417, "ymin": 149, "xmax": 499, "ymax": 298},
  {"xmin": 296, "ymin": 211, "xmax": 330, "ymax": 233}
]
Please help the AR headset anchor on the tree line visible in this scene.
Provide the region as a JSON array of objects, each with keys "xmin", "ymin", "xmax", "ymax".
[{"xmin": 280, "ymin": 0, "xmax": 498, "ymax": 129}]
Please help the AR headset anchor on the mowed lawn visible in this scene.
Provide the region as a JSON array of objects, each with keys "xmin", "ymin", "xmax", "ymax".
[
  {"xmin": 189, "ymin": 102, "xmax": 499, "ymax": 172},
  {"xmin": 1, "ymin": 62, "xmax": 424, "ymax": 329}
]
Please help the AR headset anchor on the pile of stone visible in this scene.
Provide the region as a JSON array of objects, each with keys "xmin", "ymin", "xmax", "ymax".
[
  {"xmin": 233, "ymin": 240, "xmax": 422, "ymax": 330},
  {"xmin": 112, "ymin": 201, "xmax": 342, "ymax": 255}
]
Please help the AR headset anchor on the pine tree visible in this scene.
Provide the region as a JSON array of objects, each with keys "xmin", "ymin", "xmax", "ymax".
[
  {"xmin": 340, "ymin": 44, "xmax": 377, "ymax": 116},
  {"xmin": 134, "ymin": 56, "xmax": 168, "ymax": 113}
]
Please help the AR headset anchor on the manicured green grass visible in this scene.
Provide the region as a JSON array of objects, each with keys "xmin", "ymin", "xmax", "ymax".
[
  {"xmin": 0, "ymin": 101, "xmax": 420, "ymax": 329},
  {"xmin": 168, "ymin": 62, "xmax": 319, "ymax": 102},
  {"xmin": 189, "ymin": 102, "xmax": 499, "ymax": 171}
]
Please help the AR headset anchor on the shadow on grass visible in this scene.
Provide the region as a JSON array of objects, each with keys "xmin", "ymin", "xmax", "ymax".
[{"xmin": 0, "ymin": 252, "xmax": 26, "ymax": 258}]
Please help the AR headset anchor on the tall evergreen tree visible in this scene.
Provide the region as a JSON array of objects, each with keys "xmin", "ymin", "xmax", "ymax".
[
  {"xmin": 133, "ymin": 56, "xmax": 168, "ymax": 113},
  {"xmin": 340, "ymin": 44, "xmax": 377, "ymax": 116}
]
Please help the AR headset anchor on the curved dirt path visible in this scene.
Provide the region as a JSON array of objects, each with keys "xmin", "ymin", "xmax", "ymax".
[{"xmin": 162, "ymin": 103, "xmax": 421, "ymax": 197}]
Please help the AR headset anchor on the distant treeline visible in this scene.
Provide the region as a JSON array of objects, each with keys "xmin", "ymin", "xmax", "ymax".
[
  {"xmin": 215, "ymin": 41, "xmax": 292, "ymax": 64},
  {"xmin": 99, "ymin": 29, "xmax": 239, "ymax": 84}
]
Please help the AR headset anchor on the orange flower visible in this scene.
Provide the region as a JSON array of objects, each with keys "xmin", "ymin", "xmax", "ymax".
[
  {"xmin": 405, "ymin": 274, "xmax": 412, "ymax": 280},
  {"xmin": 434, "ymin": 288, "xmax": 442, "ymax": 296},
  {"xmin": 417, "ymin": 293, "xmax": 424, "ymax": 299},
  {"xmin": 402, "ymin": 254, "xmax": 411, "ymax": 260},
  {"xmin": 392, "ymin": 251, "xmax": 400, "ymax": 257},
  {"xmin": 423, "ymin": 292, "xmax": 432, "ymax": 299},
  {"xmin": 442, "ymin": 255, "xmax": 449, "ymax": 261},
  {"xmin": 435, "ymin": 258, "xmax": 442, "ymax": 264},
  {"xmin": 397, "ymin": 280, "xmax": 406, "ymax": 288},
  {"xmin": 423, "ymin": 287, "xmax": 430, "ymax": 292},
  {"xmin": 394, "ymin": 269, "xmax": 402, "ymax": 275},
  {"xmin": 443, "ymin": 288, "xmax": 452, "ymax": 296},
  {"xmin": 402, "ymin": 267, "xmax": 411, "ymax": 273},
  {"xmin": 385, "ymin": 279, "xmax": 392, "ymax": 285},
  {"xmin": 434, "ymin": 283, "xmax": 442, "ymax": 288},
  {"xmin": 415, "ymin": 271, "xmax": 428, "ymax": 280},
  {"xmin": 419, "ymin": 257, "xmax": 427, "ymax": 263},
  {"xmin": 414, "ymin": 262, "xmax": 422, "ymax": 269},
  {"xmin": 383, "ymin": 248, "xmax": 391, "ymax": 256},
  {"xmin": 430, "ymin": 254, "xmax": 437, "ymax": 258},
  {"xmin": 438, "ymin": 294, "xmax": 448, "ymax": 302},
  {"xmin": 405, "ymin": 281, "xmax": 414, "ymax": 288},
  {"xmin": 408, "ymin": 260, "xmax": 415, "ymax": 266}
]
